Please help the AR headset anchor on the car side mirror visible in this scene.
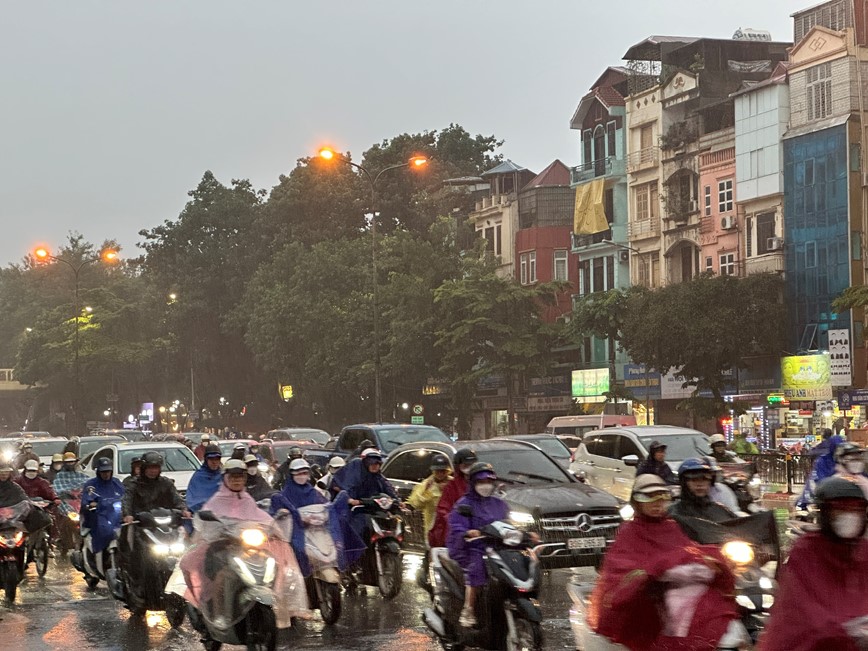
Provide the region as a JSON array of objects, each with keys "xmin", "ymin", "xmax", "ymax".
[
  {"xmin": 457, "ymin": 504, "xmax": 473, "ymax": 518},
  {"xmin": 621, "ymin": 454, "xmax": 639, "ymax": 467}
]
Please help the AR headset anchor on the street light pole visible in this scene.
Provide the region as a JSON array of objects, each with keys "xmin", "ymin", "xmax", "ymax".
[
  {"xmin": 34, "ymin": 247, "xmax": 118, "ymax": 434},
  {"xmin": 318, "ymin": 149, "xmax": 428, "ymax": 422}
]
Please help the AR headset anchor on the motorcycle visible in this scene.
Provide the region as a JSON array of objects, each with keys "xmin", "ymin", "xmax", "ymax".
[
  {"xmin": 184, "ymin": 510, "xmax": 287, "ymax": 651},
  {"xmin": 56, "ymin": 489, "xmax": 82, "ymax": 556},
  {"xmin": 25, "ymin": 498, "xmax": 52, "ymax": 578},
  {"xmin": 297, "ymin": 503, "xmax": 341, "ymax": 625},
  {"xmin": 107, "ymin": 507, "xmax": 187, "ymax": 627},
  {"xmin": 568, "ymin": 511, "xmax": 779, "ymax": 651},
  {"xmin": 0, "ymin": 502, "xmax": 31, "ymax": 603},
  {"xmin": 71, "ymin": 487, "xmax": 122, "ymax": 589},
  {"xmin": 350, "ymin": 494, "xmax": 404, "ymax": 600},
  {"xmin": 423, "ymin": 519, "xmax": 543, "ymax": 651},
  {"xmin": 719, "ymin": 462, "xmax": 763, "ymax": 513}
]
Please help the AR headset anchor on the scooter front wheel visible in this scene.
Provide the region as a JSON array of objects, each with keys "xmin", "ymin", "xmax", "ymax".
[
  {"xmin": 34, "ymin": 534, "xmax": 50, "ymax": 578},
  {"xmin": 2, "ymin": 563, "xmax": 19, "ymax": 604},
  {"xmin": 245, "ymin": 603, "xmax": 277, "ymax": 651},
  {"xmin": 506, "ymin": 617, "xmax": 542, "ymax": 651},
  {"xmin": 317, "ymin": 579, "xmax": 342, "ymax": 625},
  {"xmin": 165, "ymin": 594, "xmax": 186, "ymax": 628},
  {"xmin": 377, "ymin": 550, "xmax": 402, "ymax": 600}
]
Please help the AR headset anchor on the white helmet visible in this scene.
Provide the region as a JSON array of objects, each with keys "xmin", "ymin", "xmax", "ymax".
[
  {"xmin": 327, "ymin": 456, "xmax": 346, "ymax": 470},
  {"xmin": 709, "ymin": 434, "xmax": 727, "ymax": 446},
  {"xmin": 289, "ymin": 459, "xmax": 311, "ymax": 473}
]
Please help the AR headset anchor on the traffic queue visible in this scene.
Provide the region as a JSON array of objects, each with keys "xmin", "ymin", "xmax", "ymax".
[{"xmin": 0, "ymin": 434, "xmax": 865, "ymax": 651}]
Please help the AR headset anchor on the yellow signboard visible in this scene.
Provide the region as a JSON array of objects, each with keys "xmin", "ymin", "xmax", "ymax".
[
  {"xmin": 781, "ymin": 354, "xmax": 832, "ymax": 400},
  {"xmin": 280, "ymin": 384, "xmax": 294, "ymax": 401}
]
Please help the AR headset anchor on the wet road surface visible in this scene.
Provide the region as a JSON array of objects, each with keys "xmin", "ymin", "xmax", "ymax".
[{"xmin": 0, "ymin": 554, "xmax": 587, "ymax": 650}]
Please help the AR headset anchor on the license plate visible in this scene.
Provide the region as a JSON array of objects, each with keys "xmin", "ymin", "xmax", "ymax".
[{"xmin": 567, "ymin": 536, "xmax": 605, "ymax": 550}]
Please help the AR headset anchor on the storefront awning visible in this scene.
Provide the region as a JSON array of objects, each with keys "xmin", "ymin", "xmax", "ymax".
[{"xmin": 573, "ymin": 178, "xmax": 609, "ymax": 235}]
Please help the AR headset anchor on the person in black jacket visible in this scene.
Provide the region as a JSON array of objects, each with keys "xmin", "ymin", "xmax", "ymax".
[
  {"xmin": 668, "ymin": 457, "xmax": 736, "ymax": 525},
  {"xmin": 243, "ymin": 454, "xmax": 275, "ymax": 501},
  {"xmin": 635, "ymin": 440, "xmax": 678, "ymax": 485},
  {"xmin": 121, "ymin": 451, "xmax": 188, "ymax": 521}
]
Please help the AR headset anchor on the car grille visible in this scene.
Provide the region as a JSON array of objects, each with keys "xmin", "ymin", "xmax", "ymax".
[{"xmin": 539, "ymin": 511, "xmax": 621, "ymax": 533}]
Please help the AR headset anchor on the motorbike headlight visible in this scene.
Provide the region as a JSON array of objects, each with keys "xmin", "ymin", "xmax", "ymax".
[
  {"xmin": 152, "ymin": 544, "xmax": 170, "ymax": 555},
  {"xmin": 749, "ymin": 476, "xmax": 762, "ymax": 486},
  {"xmin": 241, "ymin": 528, "xmax": 267, "ymax": 548},
  {"xmin": 619, "ymin": 504, "xmax": 635, "ymax": 521},
  {"xmin": 169, "ymin": 542, "xmax": 185, "ymax": 555},
  {"xmin": 502, "ymin": 529, "xmax": 524, "ymax": 547},
  {"xmin": 509, "ymin": 510, "xmax": 534, "ymax": 526},
  {"xmin": 263, "ymin": 557, "xmax": 276, "ymax": 585},
  {"xmin": 68, "ymin": 512, "xmax": 80, "ymax": 522},
  {"xmin": 759, "ymin": 576, "xmax": 774, "ymax": 591},
  {"xmin": 258, "ymin": 463, "xmax": 270, "ymax": 474},
  {"xmin": 722, "ymin": 540, "xmax": 754, "ymax": 565}
]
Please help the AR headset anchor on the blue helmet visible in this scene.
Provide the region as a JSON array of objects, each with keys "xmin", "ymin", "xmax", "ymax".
[{"xmin": 678, "ymin": 457, "xmax": 715, "ymax": 487}]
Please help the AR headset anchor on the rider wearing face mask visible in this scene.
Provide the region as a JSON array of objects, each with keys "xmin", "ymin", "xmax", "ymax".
[
  {"xmin": 271, "ymin": 459, "xmax": 325, "ymax": 510},
  {"xmin": 44, "ymin": 454, "xmax": 64, "ymax": 484},
  {"xmin": 446, "ymin": 462, "xmax": 510, "ymax": 628},
  {"xmin": 760, "ymin": 476, "xmax": 868, "ymax": 651},
  {"xmin": 15, "ymin": 459, "xmax": 60, "ymax": 505},
  {"xmin": 834, "ymin": 443, "xmax": 868, "ymax": 500},
  {"xmin": 186, "ymin": 444, "xmax": 224, "ymax": 514},
  {"xmin": 243, "ymin": 454, "xmax": 275, "ymax": 502},
  {"xmin": 428, "ymin": 448, "xmax": 477, "ymax": 549}
]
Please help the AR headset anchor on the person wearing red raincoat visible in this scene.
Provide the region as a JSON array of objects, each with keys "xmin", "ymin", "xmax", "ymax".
[
  {"xmin": 759, "ymin": 476, "xmax": 868, "ymax": 651},
  {"xmin": 428, "ymin": 448, "xmax": 476, "ymax": 548},
  {"xmin": 589, "ymin": 474, "xmax": 738, "ymax": 651}
]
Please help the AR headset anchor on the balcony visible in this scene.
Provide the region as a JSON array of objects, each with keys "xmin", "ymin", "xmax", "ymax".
[
  {"xmin": 0, "ymin": 369, "xmax": 27, "ymax": 392},
  {"xmin": 572, "ymin": 230, "xmax": 613, "ymax": 250},
  {"xmin": 628, "ymin": 216, "xmax": 660, "ymax": 240},
  {"xmin": 745, "ymin": 252, "xmax": 785, "ymax": 276},
  {"xmin": 627, "ymin": 147, "xmax": 660, "ymax": 172},
  {"xmin": 473, "ymin": 193, "xmax": 514, "ymax": 213},
  {"xmin": 571, "ymin": 156, "xmax": 626, "ymax": 185}
]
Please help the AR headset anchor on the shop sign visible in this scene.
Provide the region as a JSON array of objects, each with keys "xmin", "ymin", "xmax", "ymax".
[
  {"xmin": 838, "ymin": 389, "xmax": 868, "ymax": 407},
  {"xmin": 527, "ymin": 373, "xmax": 571, "ymax": 397},
  {"xmin": 526, "ymin": 396, "xmax": 573, "ymax": 412},
  {"xmin": 781, "ymin": 354, "xmax": 832, "ymax": 400},
  {"xmin": 476, "ymin": 374, "xmax": 505, "ymax": 397},
  {"xmin": 571, "ymin": 368, "xmax": 609, "ymax": 398},
  {"xmin": 828, "ymin": 328, "xmax": 852, "ymax": 387},
  {"xmin": 739, "ymin": 360, "xmax": 781, "ymax": 393},
  {"xmin": 623, "ymin": 364, "xmax": 661, "ymax": 399},
  {"xmin": 660, "ymin": 367, "xmax": 737, "ymax": 400}
]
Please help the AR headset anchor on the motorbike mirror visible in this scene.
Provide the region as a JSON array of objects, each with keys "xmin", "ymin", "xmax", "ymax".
[
  {"xmin": 621, "ymin": 454, "xmax": 639, "ymax": 466},
  {"xmin": 198, "ymin": 510, "xmax": 219, "ymax": 522},
  {"xmin": 457, "ymin": 504, "xmax": 473, "ymax": 518}
]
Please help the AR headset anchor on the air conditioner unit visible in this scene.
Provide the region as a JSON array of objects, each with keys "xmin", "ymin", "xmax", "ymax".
[
  {"xmin": 720, "ymin": 215, "xmax": 736, "ymax": 230},
  {"xmin": 619, "ymin": 250, "xmax": 630, "ymax": 262},
  {"xmin": 767, "ymin": 236, "xmax": 783, "ymax": 251},
  {"xmin": 689, "ymin": 199, "xmax": 699, "ymax": 212}
]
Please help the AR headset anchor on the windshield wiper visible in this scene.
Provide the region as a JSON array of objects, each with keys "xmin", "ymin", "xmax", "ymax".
[
  {"xmin": 502, "ymin": 472, "xmax": 528, "ymax": 485},
  {"xmin": 513, "ymin": 471, "xmax": 557, "ymax": 483}
]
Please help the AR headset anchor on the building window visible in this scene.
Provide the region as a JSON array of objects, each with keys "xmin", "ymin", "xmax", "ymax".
[
  {"xmin": 583, "ymin": 130, "xmax": 592, "ymax": 166},
  {"xmin": 806, "ymin": 241, "xmax": 817, "ymax": 268},
  {"xmin": 640, "ymin": 124, "xmax": 653, "ymax": 150},
  {"xmin": 635, "ymin": 183, "xmax": 658, "ymax": 221},
  {"xmin": 718, "ymin": 179, "xmax": 733, "ymax": 213},
  {"xmin": 705, "ymin": 256, "xmax": 713, "ymax": 272},
  {"xmin": 704, "ymin": 186, "xmax": 712, "ymax": 216},
  {"xmin": 579, "ymin": 256, "xmax": 614, "ymax": 294},
  {"xmin": 719, "ymin": 253, "xmax": 735, "ymax": 276},
  {"xmin": 756, "ymin": 212, "xmax": 776, "ymax": 254},
  {"xmin": 746, "ymin": 216, "xmax": 753, "ymax": 257},
  {"xmin": 807, "ymin": 62, "xmax": 832, "ymax": 121},
  {"xmin": 483, "ymin": 224, "xmax": 502, "ymax": 256},
  {"xmin": 528, "ymin": 251, "xmax": 536, "ymax": 283},
  {"xmin": 520, "ymin": 254, "xmax": 528, "ymax": 284},
  {"xmin": 606, "ymin": 121, "xmax": 617, "ymax": 159},
  {"xmin": 553, "ymin": 250, "xmax": 568, "ymax": 281}
]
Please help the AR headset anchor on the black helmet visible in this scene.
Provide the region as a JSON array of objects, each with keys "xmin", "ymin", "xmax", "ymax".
[
  {"xmin": 453, "ymin": 448, "xmax": 478, "ymax": 466},
  {"xmin": 834, "ymin": 442, "xmax": 865, "ymax": 463},
  {"xmin": 204, "ymin": 444, "xmax": 222, "ymax": 459},
  {"xmin": 130, "ymin": 456, "xmax": 142, "ymax": 466},
  {"xmin": 288, "ymin": 446, "xmax": 303, "ymax": 460},
  {"xmin": 141, "ymin": 451, "xmax": 163, "ymax": 468},
  {"xmin": 358, "ymin": 439, "xmax": 375, "ymax": 452},
  {"xmin": 467, "ymin": 462, "xmax": 496, "ymax": 483},
  {"xmin": 648, "ymin": 440, "xmax": 667, "ymax": 454},
  {"xmin": 430, "ymin": 455, "xmax": 450, "ymax": 471}
]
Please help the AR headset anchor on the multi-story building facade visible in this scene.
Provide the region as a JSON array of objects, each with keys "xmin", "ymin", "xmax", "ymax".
[
  {"xmin": 569, "ymin": 67, "xmax": 631, "ymax": 373},
  {"xmin": 782, "ymin": 0, "xmax": 867, "ymax": 389},
  {"xmin": 733, "ymin": 63, "xmax": 789, "ymax": 276},
  {"xmin": 468, "ymin": 160, "xmax": 536, "ymax": 279},
  {"xmin": 623, "ymin": 36, "xmax": 790, "ymax": 286}
]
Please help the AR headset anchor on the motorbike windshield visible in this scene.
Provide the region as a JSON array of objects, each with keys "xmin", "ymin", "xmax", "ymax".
[
  {"xmin": 0, "ymin": 501, "xmax": 31, "ymax": 527},
  {"xmin": 180, "ymin": 516, "xmax": 308, "ymax": 629},
  {"xmin": 670, "ymin": 510, "xmax": 781, "ymax": 571}
]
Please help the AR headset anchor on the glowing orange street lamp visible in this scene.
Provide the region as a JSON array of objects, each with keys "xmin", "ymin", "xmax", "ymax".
[{"xmin": 314, "ymin": 145, "xmax": 431, "ymax": 422}]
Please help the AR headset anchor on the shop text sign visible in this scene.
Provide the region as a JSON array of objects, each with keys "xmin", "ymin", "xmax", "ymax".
[
  {"xmin": 571, "ymin": 368, "xmax": 609, "ymax": 399},
  {"xmin": 828, "ymin": 328, "xmax": 852, "ymax": 387},
  {"xmin": 623, "ymin": 364, "xmax": 661, "ymax": 399},
  {"xmin": 781, "ymin": 353, "xmax": 832, "ymax": 400}
]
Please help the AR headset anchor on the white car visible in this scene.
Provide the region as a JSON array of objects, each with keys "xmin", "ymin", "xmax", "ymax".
[
  {"xmin": 80, "ymin": 442, "xmax": 200, "ymax": 495},
  {"xmin": 27, "ymin": 437, "xmax": 70, "ymax": 468},
  {"xmin": 569, "ymin": 425, "xmax": 711, "ymax": 501}
]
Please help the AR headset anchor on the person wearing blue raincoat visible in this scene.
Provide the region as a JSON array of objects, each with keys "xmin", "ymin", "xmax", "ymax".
[
  {"xmin": 332, "ymin": 448, "xmax": 398, "ymax": 541},
  {"xmin": 270, "ymin": 458, "xmax": 365, "ymax": 574},
  {"xmin": 186, "ymin": 444, "xmax": 224, "ymax": 513},
  {"xmin": 797, "ymin": 429, "xmax": 845, "ymax": 508},
  {"xmin": 81, "ymin": 457, "xmax": 125, "ymax": 554}
]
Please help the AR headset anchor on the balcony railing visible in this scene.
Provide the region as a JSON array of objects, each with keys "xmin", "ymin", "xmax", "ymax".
[
  {"xmin": 745, "ymin": 252, "xmax": 785, "ymax": 275},
  {"xmin": 572, "ymin": 230, "xmax": 613, "ymax": 250},
  {"xmin": 571, "ymin": 156, "xmax": 626, "ymax": 184},
  {"xmin": 627, "ymin": 147, "xmax": 660, "ymax": 172},
  {"xmin": 627, "ymin": 216, "xmax": 660, "ymax": 240}
]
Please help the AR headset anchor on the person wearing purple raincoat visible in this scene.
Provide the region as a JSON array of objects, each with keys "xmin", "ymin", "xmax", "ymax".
[{"xmin": 446, "ymin": 462, "xmax": 509, "ymax": 629}]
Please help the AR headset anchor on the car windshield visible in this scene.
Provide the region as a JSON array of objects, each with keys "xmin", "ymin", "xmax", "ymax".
[
  {"xmin": 218, "ymin": 441, "xmax": 253, "ymax": 457},
  {"xmin": 476, "ymin": 448, "xmax": 571, "ymax": 485},
  {"xmin": 377, "ymin": 427, "xmax": 451, "ymax": 454},
  {"xmin": 639, "ymin": 435, "xmax": 711, "ymax": 461},
  {"xmin": 523, "ymin": 437, "xmax": 570, "ymax": 460},
  {"xmin": 289, "ymin": 430, "xmax": 330, "ymax": 445},
  {"xmin": 79, "ymin": 437, "xmax": 125, "ymax": 459},
  {"xmin": 29, "ymin": 440, "xmax": 68, "ymax": 457},
  {"xmin": 272, "ymin": 445, "xmax": 314, "ymax": 463},
  {"xmin": 118, "ymin": 447, "xmax": 199, "ymax": 474}
]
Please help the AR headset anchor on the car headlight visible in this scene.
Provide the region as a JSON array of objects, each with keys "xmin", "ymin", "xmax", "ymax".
[
  {"xmin": 619, "ymin": 504, "xmax": 635, "ymax": 521},
  {"xmin": 68, "ymin": 512, "xmax": 80, "ymax": 522},
  {"xmin": 722, "ymin": 540, "xmax": 754, "ymax": 565},
  {"xmin": 240, "ymin": 528, "xmax": 267, "ymax": 548},
  {"xmin": 509, "ymin": 510, "xmax": 535, "ymax": 526}
]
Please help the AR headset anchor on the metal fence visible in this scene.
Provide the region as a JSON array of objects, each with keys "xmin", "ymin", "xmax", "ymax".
[{"xmin": 740, "ymin": 453, "xmax": 812, "ymax": 489}]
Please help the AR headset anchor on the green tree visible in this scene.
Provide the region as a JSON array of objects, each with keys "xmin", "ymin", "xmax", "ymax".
[
  {"xmin": 619, "ymin": 272, "xmax": 786, "ymax": 418},
  {"xmin": 434, "ymin": 260, "xmax": 562, "ymax": 435}
]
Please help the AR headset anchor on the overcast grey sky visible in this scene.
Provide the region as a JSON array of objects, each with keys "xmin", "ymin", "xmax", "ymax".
[{"xmin": 1, "ymin": 1, "xmax": 802, "ymax": 266}]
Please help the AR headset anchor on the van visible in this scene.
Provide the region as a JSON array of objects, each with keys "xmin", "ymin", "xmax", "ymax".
[{"xmin": 545, "ymin": 415, "xmax": 637, "ymax": 441}]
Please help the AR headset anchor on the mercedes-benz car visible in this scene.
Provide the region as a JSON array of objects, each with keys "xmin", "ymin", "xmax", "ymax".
[{"xmin": 381, "ymin": 439, "xmax": 625, "ymax": 569}]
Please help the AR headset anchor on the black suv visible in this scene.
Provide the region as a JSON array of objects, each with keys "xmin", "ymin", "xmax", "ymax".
[{"xmin": 382, "ymin": 439, "xmax": 625, "ymax": 569}]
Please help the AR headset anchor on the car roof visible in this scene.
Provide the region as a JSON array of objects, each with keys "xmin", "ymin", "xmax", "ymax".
[
  {"xmin": 269, "ymin": 427, "xmax": 328, "ymax": 433},
  {"xmin": 591, "ymin": 425, "xmax": 707, "ymax": 437},
  {"xmin": 24, "ymin": 437, "xmax": 68, "ymax": 442},
  {"xmin": 270, "ymin": 440, "xmax": 320, "ymax": 447},
  {"xmin": 384, "ymin": 438, "xmax": 542, "ymax": 459},
  {"xmin": 112, "ymin": 441, "xmax": 192, "ymax": 450},
  {"xmin": 343, "ymin": 423, "xmax": 442, "ymax": 431},
  {"xmin": 510, "ymin": 433, "xmax": 560, "ymax": 440}
]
